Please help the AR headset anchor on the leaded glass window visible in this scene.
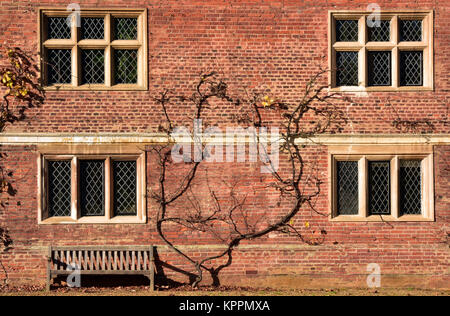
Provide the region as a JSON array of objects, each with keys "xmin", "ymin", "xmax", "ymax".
[
  {"xmin": 114, "ymin": 18, "xmax": 138, "ymax": 40},
  {"xmin": 337, "ymin": 161, "xmax": 359, "ymax": 215},
  {"xmin": 47, "ymin": 17, "xmax": 71, "ymax": 39},
  {"xmin": 113, "ymin": 161, "xmax": 137, "ymax": 216},
  {"xmin": 400, "ymin": 51, "xmax": 423, "ymax": 86},
  {"xmin": 41, "ymin": 154, "xmax": 144, "ymax": 224},
  {"xmin": 400, "ymin": 20, "xmax": 422, "ymax": 42},
  {"xmin": 368, "ymin": 20, "xmax": 390, "ymax": 42},
  {"xmin": 81, "ymin": 17, "xmax": 105, "ymax": 39},
  {"xmin": 336, "ymin": 20, "xmax": 359, "ymax": 42},
  {"xmin": 369, "ymin": 161, "xmax": 391, "ymax": 215},
  {"xmin": 399, "ymin": 160, "xmax": 422, "ymax": 215},
  {"xmin": 40, "ymin": 9, "xmax": 146, "ymax": 89},
  {"xmin": 368, "ymin": 51, "xmax": 391, "ymax": 86},
  {"xmin": 331, "ymin": 154, "xmax": 433, "ymax": 221},
  {"xmin": 81, "ymin": 49, "xmax": 105, "ymax": 84},
  {"xmin": 336, "ymin": 51, "xmax": 358, "ymax": 86},
  {"xmin": 80, "ymin": 160, "xmax": 105, "ymax": 217},
  {"xmin": 330, "ymin": 12, "xmax": 432, "ymax": 90},
  {"xmin": 48, "ymin": 160, "xmax": 72, "ymax": 217},
  {"xmin": 114, "ymin": 49, "xmax": 138, "ymax": 84},
  {"xmin": 47, "ymin": 49, "xmax": 72, "ymax": 85}
]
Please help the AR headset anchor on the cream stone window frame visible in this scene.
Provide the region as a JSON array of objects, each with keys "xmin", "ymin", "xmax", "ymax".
[
  {"xmin": 328, "ymin": 10, "xmax": 434, "ymax": 92},
  {"xmin": 329, "ymin": 145, "xmax": 434, "ymax": 222},
  {"xmin": 37, "ymin": 148, "xmax": 146, "ymax": 225},
  {"xmin": 38, "ymin": 8, "xmax": 148, "ymax": 91}
]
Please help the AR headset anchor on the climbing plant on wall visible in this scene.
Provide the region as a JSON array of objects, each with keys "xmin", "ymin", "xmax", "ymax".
[{"xmin": 0, "ymin": 47, "xmax": 44, "ymax": 285}]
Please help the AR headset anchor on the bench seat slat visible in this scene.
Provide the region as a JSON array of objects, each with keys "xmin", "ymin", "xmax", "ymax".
[
  {"xmin": 102, "ymin": 251, "xmax": 106, "ymax": 270},
  {"xmin": 89, "ymin": 251, "xmax": 94, "ymax": 271},
  {"xmin": 96, "ymin": 251, "xmax": 100, "ymax": 271},
  {"xmin": 137, "ymin": 251, "xmax": 142, "ymax": 271},
  {"xmin": 53, "ymin": 251, "xmax": 58, "ymax": 270},
  {"xmin": 144, "ymin": 251, "xmax": 148, "ymax": 270}
]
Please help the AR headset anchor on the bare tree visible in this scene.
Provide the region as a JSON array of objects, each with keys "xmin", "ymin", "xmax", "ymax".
[{"xmin": 150, "ymin": 70, "xmax": 352, "ymax": 288}]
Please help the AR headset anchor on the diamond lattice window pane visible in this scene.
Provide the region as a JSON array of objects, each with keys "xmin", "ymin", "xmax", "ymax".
[
  {"xmin": 80, "ymin": 160, "xmax": 105, "ymax": 217},
  {"xmin": 399, "ymin": 160, "xmax": 422, "ymax": 215},
  {"xmin": 336, "ymin": 20, "xmax": 359, "ymax": 42},
  {"xmin": 113, "ymin": 161, "xmax": 137, "ymax": 216},
  {"xmin": 114, "ymin": 18, "xmax": 138, "ymax": 40},
  {"xmin": 48, "ymin": 49, "xmax": 72, "ymax": 85},
  {"xmin": 368, "ymin": 19, "xmax": 390, "ymax": 42},
  {"xmin": 368, "ymin": 51, "xmax": 392, "ymax": 86},
  {"xmin": 81, "ymin": 49, "xmax": 105, "ymax": 84},
  {"xmin": 47, "ymin": 17, "xmax": 71, "ymax": 39},
  {"xmin": 336, "ymin": 51, "xmax": 359, "ymax": 86},
  {"xmin": 48, "ymin": 160, "xmax": 72, "ymax": 217},
  {"xmin": 81, "ymin": 17, "xmax": 105, "ymax": 39},
  {"xmin": 400, "ymin": 51, "xmax": 423, "ymax": 86},
  {"xmin": 369, "ymin": 161, "xmax": 391, "ymax": 215},
  {"xmin": 337, "ymin": 161, "xmax": 359, "ymax": 215},
  {"xmin": 400, "ymin": 20, "xmax": 422, "ymax": 42},
  {"xmin": 114, "ymin": 49, "xmax": 138, "ymax": 84}
]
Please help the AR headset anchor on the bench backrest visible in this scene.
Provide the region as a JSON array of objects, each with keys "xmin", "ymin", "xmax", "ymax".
[{"xmin": 48, "ymin": 246, "xmax": 154, "ymax": 272}]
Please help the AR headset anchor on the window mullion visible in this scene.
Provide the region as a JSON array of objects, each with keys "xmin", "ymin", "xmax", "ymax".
[
  {"xmin": 71, "ymin": 14, "xmax": 79, "ymax": 87},
  {"xmin": 359, "ymin": 15, "xmax": 366, "ymax": 87},
  {"xmin": 105, "ymin": 14, "xmax": 111, "ymax": 42},
  {"xmin": 71, "ymin": 156, "xmax": 79, "ymax": 220},
  {"xmin": 392, "ymin": 46, "xmax": 399, "ymax": 88},
  {"xmin": 71, "ymin": 14, "xmax": 78, "ymax": 42},
  {"xmin": 392, "ymin": 17, "xmax": 399, "ymax": 88},
  {"xmin": 105, "ymin": 14, "xmax": 112, "ymax": 87},
  {"xmin": 391, "ymin": 15, "xmax": 399, "ymax": 44},
  {"xmin": 390, "ymin": 16, "xmax": 398, "ymax": 88},
  {"xmin": 358, "ymin": 16, "xmax": 366, "ymax": 45},
  {"xmin": 71, "ymin": 46, "xmax": 78, "ymax": 87},
  {"xmin": 359, "ymin": 156, "xmax": 368, "ymax": 217},
  {"xmin": 359, "ymin": 48, "xmax": 366, "ymax": 87},
  {"xmin": 391, "ymin": 156, "xmax": 399, "ymax": 218},
  {"xmin": 105, "ymin": 45, "xmax": 112, "ymax": 87},
  {"xmin": 105, "ymin": 157, "xmax": 112, "ymax": 220}
]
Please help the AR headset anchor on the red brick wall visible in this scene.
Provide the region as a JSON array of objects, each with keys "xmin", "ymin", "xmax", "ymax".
[
  {"xmin": 0, "ymin": 0, "xmax": 449, "ymax": 288},
  {"xmin": 0, "ymin": 0, "xmax": 448, "ymax": 133},
  {"xmin": 0, "ymin": 145, "xmax": 448, "ymax": 287}
]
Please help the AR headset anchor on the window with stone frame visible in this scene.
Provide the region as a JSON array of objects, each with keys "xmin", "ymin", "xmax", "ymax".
[
  {"xmin": 39, "ymin": 153, "xmax": 146, "ymax": 224},
  {"xmin": 329, "ymin": 147, "xmax": 434, "ymax": 222},
  {"xmin": 39, "ymin": 8, "xmax": 147, "ymax": 90},
  {"xmin": 329, "ymin": 11, "xmax": 433, "ymax": 91}
]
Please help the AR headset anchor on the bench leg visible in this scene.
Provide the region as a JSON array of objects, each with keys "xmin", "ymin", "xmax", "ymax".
[
  {"xmin": 46, "ymin": 271, "xmax": 51, "ymax": 292},
  {"xmin": 149, "ymin": 272, "xmax": 154, "ymax": 291}
]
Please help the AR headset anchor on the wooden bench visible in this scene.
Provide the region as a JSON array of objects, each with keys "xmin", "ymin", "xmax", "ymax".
[{"xmin": 46, "ymin": 246, "xmax": 155, "ymax": 291}]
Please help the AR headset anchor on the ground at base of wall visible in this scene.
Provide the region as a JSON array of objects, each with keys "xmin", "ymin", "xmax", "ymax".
[{"xmin": 0, "ymin": 285, "xmax": 448, "ymax": 296}]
